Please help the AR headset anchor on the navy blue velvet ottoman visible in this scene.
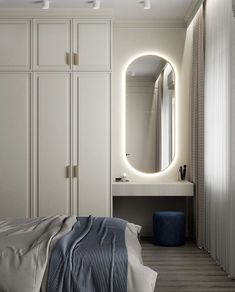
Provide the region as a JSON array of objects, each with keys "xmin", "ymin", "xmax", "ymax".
[{"xmin": 153, "ymin": 211, "xmax": 185, "ymax": 246}]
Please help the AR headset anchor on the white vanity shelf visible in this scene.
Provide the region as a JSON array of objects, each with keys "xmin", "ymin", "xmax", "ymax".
[{"xmin": 112, "ymin": 181, "xmax": 194, "ymax": 197}]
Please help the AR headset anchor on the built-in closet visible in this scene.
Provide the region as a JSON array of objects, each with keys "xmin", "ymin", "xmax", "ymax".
[{"xmin": 0, "ymin": 14, "xmax": 111, "ymax": 218}]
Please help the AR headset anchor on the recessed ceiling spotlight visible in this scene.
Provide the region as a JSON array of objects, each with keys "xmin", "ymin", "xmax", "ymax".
[
  {"xmin": 93, "ymin": 0, "xmax": 100, "ymax": 9},
  {"xmin": 144, "ymin": 0, "xmax": 151, "ymax": 9},
  {"xmin": 139, "ymin": 0, "xmax": 151, "ymax": 10},
  {"xmin": 129, "ymin": 71, "xmax": 136, "ymax": 77},
  {"xmin": 42, "ymin": 0, "xmax": 49, "ymax": 9}
]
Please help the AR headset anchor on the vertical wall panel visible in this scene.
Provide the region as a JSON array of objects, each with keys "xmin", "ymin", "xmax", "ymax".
[
  {"xmin": 73, "ymin": 20, "xmax": 111, "ymax": 71},
  {"xmin": 34, "ymin": 73, "xmax": 71, "ymax": 216},
  {"xmin": 74, "ymin": 73, "xmax": 110, "ymax": 217},
  {"xmin": 0, "ymin": 73, "xmax": 31, "ymax": 217},
  {"xmin": 0, "ymin": 20, "xmax": 31, "ymax": 71},
  {"xmin": 33, "ymin": 19, "xmax": 71, "ymax": 71}
]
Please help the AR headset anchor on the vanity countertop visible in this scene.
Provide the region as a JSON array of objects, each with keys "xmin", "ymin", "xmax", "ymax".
[{"xmin": 112, "ymin": 181, "xmax": 193, "ymax": 197}]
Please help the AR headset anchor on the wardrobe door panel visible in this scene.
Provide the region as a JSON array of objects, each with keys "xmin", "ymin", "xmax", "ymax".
[
  {"xmin": 34, "ymin": 73, "xmax": 71, "ymax": 216},
  {"xmin": 0, "ymin": 20, "xmax": 31, "ymax": 71},
  {"xmin": 73, "ymin": 20, "xmax": 111, "ymax": 71},
  {"xmin": 0, "ymin": 73, "xmax": 31, "ymax": 218},
  {"xmin": 33, "ymin": 19, "xmax": 71, "ymax": 71},
  {"xmin": 74, "ymin": 73, "xmax": 110, "ymax": 217}
]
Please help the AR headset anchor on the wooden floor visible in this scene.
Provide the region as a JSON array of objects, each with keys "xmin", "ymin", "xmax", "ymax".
[{"xmin": 141, "ymin": 239, "xmax": 235, "ymax": 292}]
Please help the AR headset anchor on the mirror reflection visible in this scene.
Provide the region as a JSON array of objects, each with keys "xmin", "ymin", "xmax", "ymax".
[{"xmin": 126, "ymin": 55, "xmax": 175, "ymax": 173}]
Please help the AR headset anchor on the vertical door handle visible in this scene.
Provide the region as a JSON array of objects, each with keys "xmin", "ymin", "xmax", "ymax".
[
  {"xmin": 66, "ymin": 53, "xmax": 71, "ymax": 66},
  {"xmin": 65, "ymin": 165, "xmax": 72, "ymax": 178},
  {"xmin": 73, "ymin": 53, "xmax": 79, "ymax": 66},
  {"xmin": 73, "ymin": 165, "xmax": 79, "ymax": 178}
]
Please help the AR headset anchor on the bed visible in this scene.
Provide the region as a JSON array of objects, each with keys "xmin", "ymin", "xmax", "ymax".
[{"xmin": 0, "ymin": 215, "xmax": 157, "ymax": 292}]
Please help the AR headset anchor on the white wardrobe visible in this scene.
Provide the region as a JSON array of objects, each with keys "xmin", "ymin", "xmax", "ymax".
[{"xmin": 0, "ymin": 14, "xmax": 111, "ymax": 218}]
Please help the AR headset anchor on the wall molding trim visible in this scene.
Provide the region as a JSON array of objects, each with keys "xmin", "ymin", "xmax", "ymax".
[
  {"xmin": 113, "ymin": 20, "xmax": 186, "ymax": 29},
  {"xmin": 0, "ymin": 8, "xmax": 113, "ymax": 19}
]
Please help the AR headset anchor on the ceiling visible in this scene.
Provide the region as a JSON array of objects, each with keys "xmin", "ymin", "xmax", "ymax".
[
  {"xmin": 127, "ymin": 55, "xmax": 166, "ymax": 78},
  {"xmin": 0, "ymin": 0, "xmax": 200, "ymax": 22}
]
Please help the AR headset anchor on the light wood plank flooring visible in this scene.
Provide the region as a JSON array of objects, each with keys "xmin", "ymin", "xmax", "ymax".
[{"xmin": 141, "ymin": 240, "xmax": 235, "ymax": 292}]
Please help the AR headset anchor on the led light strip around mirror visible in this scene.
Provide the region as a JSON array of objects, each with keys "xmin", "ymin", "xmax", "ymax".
[{"xmin": 122, "ymin": 52, "xmax": 179, "ymax": 177}]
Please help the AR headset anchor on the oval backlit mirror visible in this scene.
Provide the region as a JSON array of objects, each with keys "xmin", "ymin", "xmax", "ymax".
[{"xmin": 126, "ymin": 55, "xmax": 175, "ymax": 173}]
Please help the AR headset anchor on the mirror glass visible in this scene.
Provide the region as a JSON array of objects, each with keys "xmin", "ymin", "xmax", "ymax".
[{"xmin": 126, "ymin": 55, "xmax": 175, "ymax": 173}]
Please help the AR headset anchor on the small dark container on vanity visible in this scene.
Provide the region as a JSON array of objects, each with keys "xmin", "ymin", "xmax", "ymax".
[{"xmin": 153, "ymin": 211, "xmax": 185, "ymax": 246}]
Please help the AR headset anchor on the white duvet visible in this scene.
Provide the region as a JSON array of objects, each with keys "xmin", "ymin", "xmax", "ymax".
[
  {"xmin": 125, "ymin": 223, "xmax": 157, "ymax": 292},
  {"xmin": 0, "ymin": 216, "xmax": 157, "ymax": 292}
]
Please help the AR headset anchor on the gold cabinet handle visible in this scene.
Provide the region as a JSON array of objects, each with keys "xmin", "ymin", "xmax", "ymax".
[
  {"xmin": 73, "ymin": 53, "xmax": 79, "ymax": 66},
  {"xmin": 73, "ymin": 165, "xmax": 79, "ymax": 178},
  {"xmin": 65, "ymin": 165, "xmax": 72, "ymax": 178},
  {"xmin": 66, "ymin": 53, "xmax": 71, "ymax": 66}
]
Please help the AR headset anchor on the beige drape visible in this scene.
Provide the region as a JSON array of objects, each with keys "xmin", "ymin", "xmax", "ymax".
[{"xmin": 190, "ymin": 5, "xmax": 205, "ymax": 248}]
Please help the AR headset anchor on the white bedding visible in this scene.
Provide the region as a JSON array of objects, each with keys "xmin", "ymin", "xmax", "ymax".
[
  {"xmin": 0, "ymin": 216, "xmax": 157, "ymax": 292},
  {"xmin": 126, "ymin": 223, "xmax": 157, "ymax": 292},
  {"xmin": 0, "ymin": 216, "xmax": 76, "ymax": 292}
]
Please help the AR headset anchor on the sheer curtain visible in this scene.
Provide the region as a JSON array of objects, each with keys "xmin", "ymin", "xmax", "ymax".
[{"xmin": 204, "ymin": 0, "xmax": 235, "ymax": 278}]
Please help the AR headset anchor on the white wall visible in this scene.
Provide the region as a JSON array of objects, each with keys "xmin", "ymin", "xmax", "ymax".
[
  {"xmin": 112, "ymin": 25, "xmax": 193, "ymax": 182},
  {"xmin": 112, "ymin": 24, "xmax": 194, "ymax": 235}
]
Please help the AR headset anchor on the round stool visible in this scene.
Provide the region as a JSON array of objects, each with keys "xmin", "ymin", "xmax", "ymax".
[{"xmin": 153, "ymin": 211, "xmax": 185, "ymax": 246}]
